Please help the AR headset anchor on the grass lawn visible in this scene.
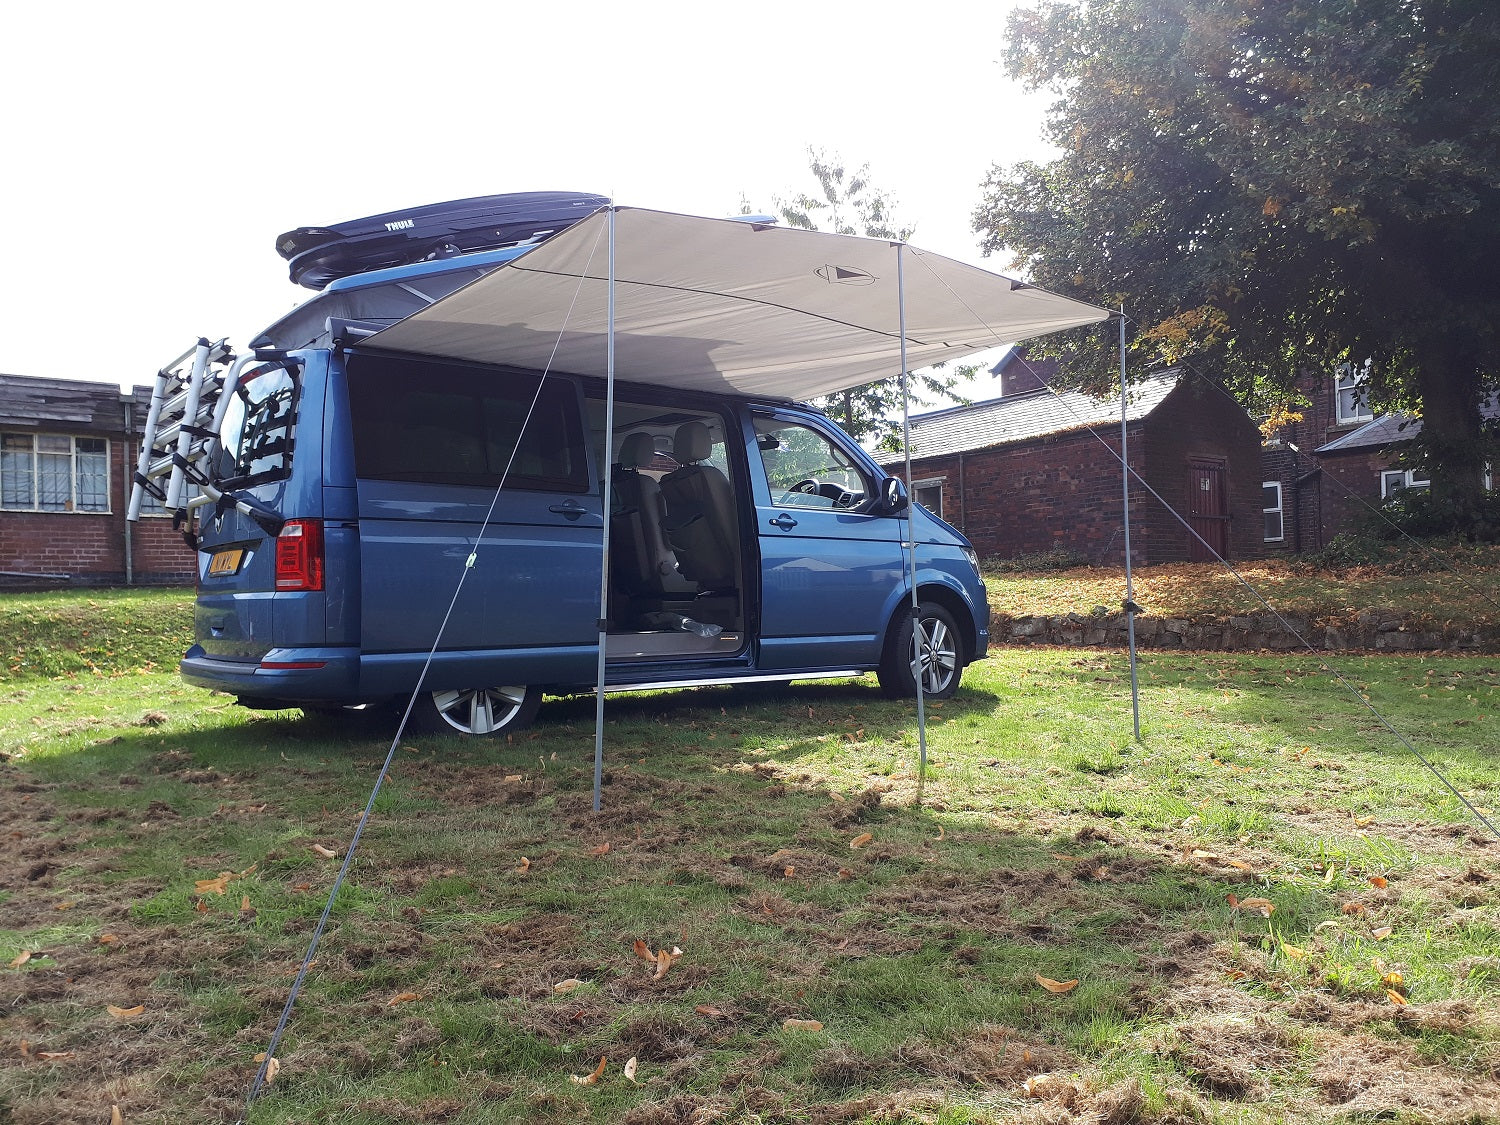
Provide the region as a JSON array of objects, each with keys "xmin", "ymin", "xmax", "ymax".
[{"xmin": 2, "ymin": 586, "xmax": 1499, "ymax": 1123}]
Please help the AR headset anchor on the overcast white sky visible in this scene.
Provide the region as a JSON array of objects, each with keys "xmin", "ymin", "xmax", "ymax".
[{"xmin": 0, "ymin": 1, "xmax": 1056, "ymax": 388}]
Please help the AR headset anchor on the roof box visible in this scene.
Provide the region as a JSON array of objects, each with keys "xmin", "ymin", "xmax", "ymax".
[{"xmin": 275, "ymin": 191, "xmax": 609, "ymax": 290}]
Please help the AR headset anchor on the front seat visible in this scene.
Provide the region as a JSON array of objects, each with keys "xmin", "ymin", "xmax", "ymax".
[
  {"xmin": 611, "ymin": 431, "xmax": 681, "ymax": 595},
  {"xmin": 659, "ymin": 421, "xmax": 738, "ymax": 591}
]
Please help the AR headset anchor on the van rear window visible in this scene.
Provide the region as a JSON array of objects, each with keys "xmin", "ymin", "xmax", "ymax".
[{"xmin": 348, "ymin": 355, "xmax": 590, "ymax": 493}]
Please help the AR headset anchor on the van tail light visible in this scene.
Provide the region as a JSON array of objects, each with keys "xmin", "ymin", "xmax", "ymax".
[{"xmin": 275, "ymin": 519, "xmax": 324, "ymax": 591}]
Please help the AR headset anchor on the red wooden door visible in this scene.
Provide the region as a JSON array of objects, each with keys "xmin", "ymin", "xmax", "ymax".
[{"xmin": 1187, "ymin": 458, "xmax": 1229, "ymax": 561}]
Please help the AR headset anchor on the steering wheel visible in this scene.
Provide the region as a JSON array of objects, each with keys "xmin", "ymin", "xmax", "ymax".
[{"xmin": 791, "ymin": 478, "xmax": 821, "ymax": 495}]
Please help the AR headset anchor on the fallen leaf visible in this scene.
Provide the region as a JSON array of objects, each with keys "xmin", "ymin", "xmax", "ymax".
[
  {"xmin": 516, "ymin": 856, "xmax": 531, "ymax": 873},
  {"xmin": 1316, "ymin": 920, "xmax": 1341, "ymax": 931},
  {"xmin": 505, "ymin": 774, "xmax": 524, "ymax": 783},
  {"xmin": 1341, "ymin": 902, "xmax": 1366, "ymax": 915},
  {"xmin": 570, "ymin": 1056, "xmax": 607, "ymax": 1085},
  {"xmin": 53, "ymin": 901, "xmax": 75, "ymax": 912},
  {"xmin": 111, "ymin": 1106, "xmax": 123, "ymax": 1125},
  {"xmin": 554, "ymin": 978, "xmax": 584, "ymax": 994},
  {"xmin": 1355, "ymin": 815, "xmax": 1375, "ymax": 827},
  {"xmin": 1227, "ymin": 859, "xmax": 1255, "ymax": 872},
  {"xmin": 623, "ymin": 1055, "xmax": 638, "ymax": 1082},
  {"xmin": 8, "ymin": 951, "xmax": 32, "ymax": 969},
  {"xmin": 1036, "ymin": 975, "xmax": 1079, "ymax": 993},
  {"xmin": 1385, "ymin": 988, "xmax": 1409, "ymax": 1006},
  {"xmin": 98, "ymin": 934, "xmax": 118, "ymax": 945},
  {"xmin": 107, "ymin": 1004, "xmax": 144, "ymax": 1018},
  {"xmin": 1191, "ymin": 849, "xmax": 1218, "ymax": 860},
  {"xmin": 1369, "ymin": 875, "xmax": 1389, "ymax": 889},
  {"xmin": 934, "ymin": 825, "xmax": 946, "ymax": 841},
  {"xmin": 1372, "ymin": 926, "xmax": 1393, "ymax": 940},
  {"xmin": 194, "ymin": 872, "xmax": 233, "ymax": 895},
  {"xmin": 311, "ymin": 844, "xmax": 338, "ymax": 859},
  {"xmin": 589, "ymin": 842, "xmax": 611, "ymax": 857},
  {"xmin": 633, "ymin": 939, "xmax": 654, "ymax": 963},
  {"xmin": 1382, "ymin": 971, "xmax": 1404, "ymax": 990},
  {"xmin": 783, "ymin": 865, "xmax": 796, "ymax": 877},
  {"xmin": 837, "ymin": 867, "xmax": 854, "ymax": 881},
  {"xmin": 37, "ymin": 1050, "xmax": 75, "ymax": 1060},
  {"xmin": 239, "ymin": 895, "xmax": 257, "ymax": 924},
  {"xmin": 1281, "ymin": 943, "xmax": 1308, "ymax": 961},
  {"xmin": 292, "ymin": 882, "xmax": 312, "ymax": 892},
  {"xmin": 1235, "ymin": 896, "xmax": 1276, "ymax": 918},
  {"xmin": 849, "ymin": 832, "xmax": 873, "ymax": 850},
  {"xmin": 694, "ymin": 1004, "xmax": 726, "ymax": 1018},
  {"xmin": 1024, "ymin": 1073, "xmax": 1072, "ymax": 1099},
  {"xmin": 1225, "ymin": 969, "xmax": 1248, "ymax": 981},
  {"xmin": 1324, "ymin": 866, "xmax": 1338, "ymax": 884},
  {"xmin": 781, "ymin": 1018, "xmax": 824, "ymax": 1031},
  {"xmin": 18, "ymin": 1039, "xmax": 29, "ymax": 1058},
  {"xmin": 652, "ymin": 948, "xmax": 681, "ymax": 980},
  {"xmin": 193, "ymin": 897, "xmax": 209, "ymax": 913},
  {"xmin": 387, "ymin": 991, "xmax": 422, "ymax": 1006}
]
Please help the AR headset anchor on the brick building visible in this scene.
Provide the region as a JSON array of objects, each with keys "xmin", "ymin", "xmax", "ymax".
[
  {"xmin": 1, "ymin": 374, "xmax": 197, "ymax": 588},
  {"xmin": 885, "ymin": 358, "xmax": 1265, "ymax": 565},
  {"xmin": 1260, "ymin": 363, "xmax": 1498, "ymax": 553}
]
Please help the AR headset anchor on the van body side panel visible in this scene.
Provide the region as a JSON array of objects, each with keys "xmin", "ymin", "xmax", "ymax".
[{"xmin": 355, "ymin": 483, "xmax": 602, "ymax": 662}]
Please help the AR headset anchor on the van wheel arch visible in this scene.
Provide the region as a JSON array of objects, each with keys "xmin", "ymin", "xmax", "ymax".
[{"xmin": 877, "ymin": 588, "xmax": 971, "ymax": 701}]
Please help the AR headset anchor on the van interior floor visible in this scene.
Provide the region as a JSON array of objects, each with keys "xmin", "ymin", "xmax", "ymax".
[{"xmin": 605, "ymin": 630, "xmax": 744, "ymax": 661}]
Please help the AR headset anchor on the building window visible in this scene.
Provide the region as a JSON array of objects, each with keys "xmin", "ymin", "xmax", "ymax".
[
  {"xmin": 1334, "ymin": 360, "xmax": 1374, "ymax": 426},
  {"xmin": 1380, "ymin": 469, "xmax": 1430, "ymax": 498},
  {"xmin": 912, "ymin": 478, "xmax": 944, "ymax": 517},
  {"xmin": 1262, "ymin": 481, "xmax": 1284, "ymax": 542},
  {"xmin": 1, "ymin": 433, "xmax": 110, "ymax": 512}
]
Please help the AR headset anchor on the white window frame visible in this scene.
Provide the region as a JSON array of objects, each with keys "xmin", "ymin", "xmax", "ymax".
[
  {"xmin": 0, "ymin": 432, "xmax": 111, "ymax": 513},
  {"xmin": 911, "ymin": 476, "xmax": 945, "ymax": 517},
  {"xmin": 1380, "ymin": 469, "xmax": 1430, "ymax": 499},
  {"xmin": 1334, "ymin": 360, "xmax": 1374, "ymax": 426},
  {"xmin": 1262, "ymin": 480, "xmax": 1284, "ymax": 542}
]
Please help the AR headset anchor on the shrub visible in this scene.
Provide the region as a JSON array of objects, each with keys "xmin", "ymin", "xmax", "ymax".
[{"xmin": 983, "ymin": 545, "xmax": 1093, "ymax": 573}]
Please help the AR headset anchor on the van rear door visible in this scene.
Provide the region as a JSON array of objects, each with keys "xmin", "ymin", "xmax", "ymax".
[{"xmin": 345, "ymin": 353, "xmax": 603, "ymax": 691}]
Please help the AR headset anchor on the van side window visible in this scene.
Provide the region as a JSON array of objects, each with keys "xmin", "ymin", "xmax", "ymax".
[
  {"xmin": 348, "ymin": 356, "xmax": 589, "ymax": 492},
  {"xmin": 218, "ymin": 365, "xmax": 298, "ymax": 486},
  {"xmin": 754, "ymin": 416, "xmax": 873, "ymax": 511}
]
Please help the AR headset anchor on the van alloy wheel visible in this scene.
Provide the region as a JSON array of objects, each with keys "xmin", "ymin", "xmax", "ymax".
[
  {"xmin": 877, "ymin": 601, "xmax": 964, "ymax": 701},
  {"xmin": 426, "ymin": 685, "xmax": 541, "ymax": 735}
]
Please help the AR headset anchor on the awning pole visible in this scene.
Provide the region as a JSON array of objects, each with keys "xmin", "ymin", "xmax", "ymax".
[
  {"xmin": 896, "ymin": 243, "xmax": 930, "ymax": 804},
  {"xmin": 592, "ymin": 206, "xmax": 617, "ymax": 812},
  {"xmin": 1119, "ymin": 308, "xmax": 1142, "ymax": 742}
]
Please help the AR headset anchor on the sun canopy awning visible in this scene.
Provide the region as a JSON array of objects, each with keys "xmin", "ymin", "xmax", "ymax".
[{"xmin": 358, "ymin": 207, "xmax": 1111, "ymax": 400}]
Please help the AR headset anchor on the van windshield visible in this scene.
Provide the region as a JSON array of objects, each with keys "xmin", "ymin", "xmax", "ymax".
[{"xmin": 347, "ymin": 354, "xmax": 590, "ymax": 492}]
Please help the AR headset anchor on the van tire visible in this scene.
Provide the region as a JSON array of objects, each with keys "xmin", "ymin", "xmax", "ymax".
[
  {"xmin": 877, "ymin": 601, "xmax": 964, "ymax": 701},
  {"xmin": 416, "ymin": 685, "xmax": 542, "ymax": 736}
]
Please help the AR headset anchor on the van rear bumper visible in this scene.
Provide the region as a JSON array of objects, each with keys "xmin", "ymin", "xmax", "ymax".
[{"xmin": 181, "ymin": 644, "xmax": 360, "ymax": 703}]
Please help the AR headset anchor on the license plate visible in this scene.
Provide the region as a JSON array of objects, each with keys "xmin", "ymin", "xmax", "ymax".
[{"xmin": 207, "ymin": 548, "xmax": 244, "ymax": 576}]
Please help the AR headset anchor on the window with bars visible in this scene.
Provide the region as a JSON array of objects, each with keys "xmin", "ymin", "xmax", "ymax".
[{"xmin": 1, "ymin": 433, "xmax": 110, "ymax": 512}]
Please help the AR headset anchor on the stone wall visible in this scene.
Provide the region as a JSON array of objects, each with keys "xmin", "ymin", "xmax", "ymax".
[{"xmin": 999, "ymin": 609, "xmax": 1499, "ymax": 653}]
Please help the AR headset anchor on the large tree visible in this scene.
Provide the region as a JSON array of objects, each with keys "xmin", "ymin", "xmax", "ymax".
[
  {"xmin": 975, "ymin": 0, "xmax": 1500, "ymax": 509},
  {"xmin": 749, "ymin": 148, "xmax": 969, "ymax": 449}
]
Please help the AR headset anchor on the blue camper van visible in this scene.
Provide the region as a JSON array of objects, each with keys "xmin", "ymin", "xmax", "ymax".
[{"xmin": 126, "ymin": 195, "xmax": 1072, "ymax": 737}]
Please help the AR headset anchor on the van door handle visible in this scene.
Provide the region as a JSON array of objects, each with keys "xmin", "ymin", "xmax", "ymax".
[
  {"xmin": 548, "ymin": 500, "xmax": 591, "ymax": 520},
  {"xmin": 769, "ymin": 513, "xmax": 798, "ymax": 530}
]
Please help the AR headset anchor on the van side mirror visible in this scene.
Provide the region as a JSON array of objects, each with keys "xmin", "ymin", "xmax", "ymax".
[{"xmin": 881, "ymin": 476, "xmax": 909, "ymax": 514}]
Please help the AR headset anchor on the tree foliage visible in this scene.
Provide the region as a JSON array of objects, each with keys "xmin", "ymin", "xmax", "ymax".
[
  {"xmin": 750, "ymin": 148, "xmax": 970, "ymax": 449},
  {"xmin": 975, "ymin": 0, "xmax": 1500, "ymax": 507}
]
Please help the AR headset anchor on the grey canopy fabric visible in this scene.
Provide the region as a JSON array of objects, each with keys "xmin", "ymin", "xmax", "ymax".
[{"xmin": 359, "ymin": 207, "xmax": 1110, "ymax": 399}]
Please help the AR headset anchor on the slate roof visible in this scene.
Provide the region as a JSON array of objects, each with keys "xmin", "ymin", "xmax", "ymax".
[
  {"xmin": 899, "ymin": 370, "xmax": 1182, "ymax": 460},
  {"xmin": 1316, "ymin": 397, "xmax": 1500, "ymax": 454}
]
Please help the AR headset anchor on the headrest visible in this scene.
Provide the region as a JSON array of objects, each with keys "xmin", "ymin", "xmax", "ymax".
[
  {"xmin": 619, "ymin": 432, "xmax": 656, "ymax": 470},
  {"xmin": 674, "ymin": 420, "xmax": 712, "ymax": 463}
]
